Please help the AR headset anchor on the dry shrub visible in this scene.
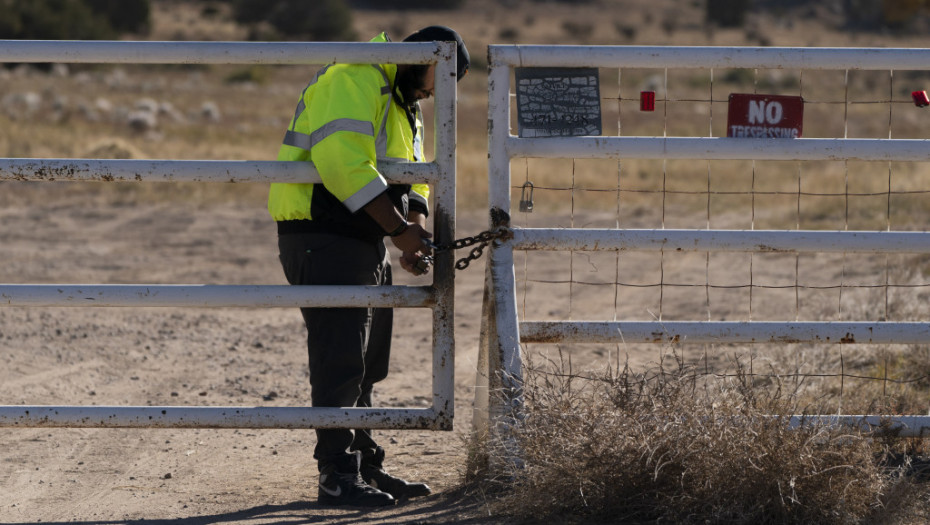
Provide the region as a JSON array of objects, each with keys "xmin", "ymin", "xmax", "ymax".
[
  {"xmin": 478, "ymin": 352, "xmax": 913, "ymax": 524},
  {"xmin": 83, "ymin": 137, "xmax": 147, "ymax": 159}
]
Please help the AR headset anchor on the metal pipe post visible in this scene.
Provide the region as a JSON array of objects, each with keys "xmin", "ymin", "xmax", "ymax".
[{"xmin": 430, "ymin": 41, "xmax": 458, "ymax": 428}]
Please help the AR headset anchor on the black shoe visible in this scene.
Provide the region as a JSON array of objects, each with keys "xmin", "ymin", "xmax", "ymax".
[
  {"xmin": 361, "ymin": 466, "xmax": 431, "ymax": 500},
  {"xmin": 318, "ymin": 468, "xmax": 395, "ymax": 507}
]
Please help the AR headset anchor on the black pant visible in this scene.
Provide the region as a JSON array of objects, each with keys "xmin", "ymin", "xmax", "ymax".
[{"xmin": 278, "ymin": 232, "xmax": 392, "ymax": 471}]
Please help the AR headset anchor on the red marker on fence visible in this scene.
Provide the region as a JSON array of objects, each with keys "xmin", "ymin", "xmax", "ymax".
[
  {"xmin": 912, "ymin": 90, "xmax": 929, "ymax": 107},
  {"xmin": 640, "ymin": 91, "xmax": 655, "ymax": 111}
]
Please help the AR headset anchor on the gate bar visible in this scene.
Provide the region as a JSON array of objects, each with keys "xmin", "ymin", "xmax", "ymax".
[
  {"xmin": 789, "ymin": 415, "xmax": 930, "ymax": 438},
  {"xmin": 0, "ymin": 158, "xmax": 436, "ymax": 184},
  {"xmin": 0, "ymin": 406, "xmax": 443, "ymax": 429},
  {"xmin": 491, "ymin": 45, "xmax": 930, "ymax": 70},
  {"xmin": 507, "ymin": 136, "xmax": 930, "ymax": 162},
  {"xmin": 513, "ymin": 228, "xmax": 930, "ymax": 254},
  {"xmin": 0, "ymin": 284, "xmax": 434, "ymax": 308},
  {"xmin": 520, "ymin": 321, "xmax": 930, "ymax": 344},
  {"xmin": 0, "ymin": 40, "xmax": 440, "ymax": 65}
]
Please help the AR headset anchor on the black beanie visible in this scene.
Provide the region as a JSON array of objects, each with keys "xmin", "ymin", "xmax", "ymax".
[{"xmin": 403, "ymin": 25, "xmax": 470, "ymax": 81}]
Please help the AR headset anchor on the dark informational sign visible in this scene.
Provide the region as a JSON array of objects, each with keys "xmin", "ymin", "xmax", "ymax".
[
  {"xmin": 727, "ymin": 93, "xmax": 804, "ymax": 138},
  {"xmin": 515, "ymin": 67, "xmax": 602, "ymax": 137}
]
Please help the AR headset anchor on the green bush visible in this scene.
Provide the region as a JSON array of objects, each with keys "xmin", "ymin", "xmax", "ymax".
[
  {"xmin": 346, "ymin": 0, "xmax": 464, "ymax": 9},
  {"xmin": 84, "ymin": 0, "xmax": 150, "ymax": 34},
  {"xmin": 234, "ymin": 0, "xmax": 356, "ymax": 41},
  {"xmin": 232, "ymin": 0, "xmax": 267, "ymax": 24},
  {"xmin": 561, "ymin": 20, "xmax": 594, "ymax": 41},
  {"xmin": 0, "ymin": 0, "xmax": 116, "ymax": 40},
  {"xmin": 0, "ymin": 0, "xmax": 149, "ymax": 40},
  {"xmin": 706, "ymin": 0, "xmax": 750, "ymax": 27},
  {"xmin": 844, "ymin": 0, "xmax": 908, "ymax": 29},
  {"xmin": 881, "ymin": 0, "xmax": 928, "ymax": 28},
  {"xmin": 224, "ymin": 65, "xmax": 269, "ymax": 85}
]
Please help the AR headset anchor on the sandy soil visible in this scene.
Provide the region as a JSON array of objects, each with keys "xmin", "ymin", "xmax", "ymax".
[
  {"xmin": 0, "ymin": 197, "xmax": 498, "ymax": 524},
  {"xmin": 0, "ymin": 187, "xmax": 915, "ymax": 523}
]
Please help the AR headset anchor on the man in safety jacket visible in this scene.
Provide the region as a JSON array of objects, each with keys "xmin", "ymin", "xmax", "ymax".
[{"xmin": 269, "ymin": 26, "xmax": 469, "ymax": 507}]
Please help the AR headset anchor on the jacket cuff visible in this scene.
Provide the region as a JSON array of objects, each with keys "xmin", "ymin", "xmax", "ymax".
[
  {"xmin": 408, "ymin": 192, "xmax": 429, "ymax": 218},
  {"xmin": 343, "ymin": 176, "xmax": 389, "ymax": 214}
]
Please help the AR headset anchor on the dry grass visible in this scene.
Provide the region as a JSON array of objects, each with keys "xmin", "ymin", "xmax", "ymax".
[
  {"xmin": 463, "ymin": 266, "xmax": 930, "ymax": 523},
  {"xmin": 467, "ymin": 351, "xmax": 924, "ymax": 524}
]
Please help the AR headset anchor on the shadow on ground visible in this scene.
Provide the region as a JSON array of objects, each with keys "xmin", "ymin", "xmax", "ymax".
[{"xmin": 4, "ymin": 488, "xmax": 497, "ymax": 525}]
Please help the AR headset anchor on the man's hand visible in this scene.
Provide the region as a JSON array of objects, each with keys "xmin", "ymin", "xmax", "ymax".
[
  {"xmin": 364, "ymin": 193, "xmax": 433, "ymax": 255},
  {"xmin": 400, "ymin": 251, "xmax": 430, "ymax": 276},
  {"xmin": 391, "ymin": 209, "xmax": 432, "ymax": 264},
  {"xmin": 363, "ymin": 193, "xmax": 432, "ymax": 271},
  {"xmin": 390, "ymin": 221, "xmax": 432, "ymax": 255},
  {"xmin": 396, "ymin": 211, "xmax": 431, "ymax": 276}
]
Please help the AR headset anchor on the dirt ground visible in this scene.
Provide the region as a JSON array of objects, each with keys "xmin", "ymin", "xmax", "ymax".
[
  {"xmin": 1, "ymin": 178, "xmax": 924, "ymax": 524},
  {"xmin": 1, "ymin": 184, "xmax": 927, "ymax": 525},
  {"xmin": 0, "ymin": 194, "xmax": 502, "ymax": 524}
]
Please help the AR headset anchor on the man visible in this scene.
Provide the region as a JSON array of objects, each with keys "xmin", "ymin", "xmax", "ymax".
[{"xmin": 268, "ymin": 26, "xmax": 470, "ymax": 507}]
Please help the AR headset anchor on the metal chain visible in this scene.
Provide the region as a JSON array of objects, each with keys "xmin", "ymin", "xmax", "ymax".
[{"xmin": 420, "ymin": 227, "xmax": 513, "ymax": 271}]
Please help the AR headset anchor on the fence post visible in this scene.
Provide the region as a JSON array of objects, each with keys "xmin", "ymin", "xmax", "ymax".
[{"xmin": 473, "ymin": 48, "xmax": 526, "ymax": 473}]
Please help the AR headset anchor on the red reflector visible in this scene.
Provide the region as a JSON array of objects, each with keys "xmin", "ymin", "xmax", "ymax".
[
  {"xmin": 912, "ymin": 90, "xmax": 929, "ymax": 107},
  {"xmin": 640, "ymin": 91, "xmax": 655, "ymax": 112}
]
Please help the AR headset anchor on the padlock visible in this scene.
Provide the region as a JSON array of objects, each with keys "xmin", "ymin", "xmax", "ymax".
[
  {"xmin": 415, "ymin": 255, "xmax": 433, "ymax": 274},
  {"xmin": 519, "ymin": 181, "xmax": 535, "ymax": 213}
]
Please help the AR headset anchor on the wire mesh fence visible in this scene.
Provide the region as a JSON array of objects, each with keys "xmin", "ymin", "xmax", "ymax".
[{"xmin": 504, "ymin": 58, "xmax": 930, "ymax": 416}]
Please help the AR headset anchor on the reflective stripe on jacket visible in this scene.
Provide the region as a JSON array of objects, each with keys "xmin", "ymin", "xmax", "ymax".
[{"xmin": 268, "ymin": 32, "xmax": 430, "ymax": 233}]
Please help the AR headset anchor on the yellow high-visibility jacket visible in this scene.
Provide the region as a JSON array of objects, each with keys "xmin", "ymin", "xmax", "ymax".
[{"xmin": 268, "ymin": 32, "xmax": 429, "ymax": 240}]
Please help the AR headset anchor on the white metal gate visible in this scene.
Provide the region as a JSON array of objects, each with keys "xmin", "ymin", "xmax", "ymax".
[
  {"xmin": 478, "ymin": 45, "xmax": 930, "ymax": 437},
  {"xmin": 0, "ymin": 40, "xmax": 458, "ymax": 430}
]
